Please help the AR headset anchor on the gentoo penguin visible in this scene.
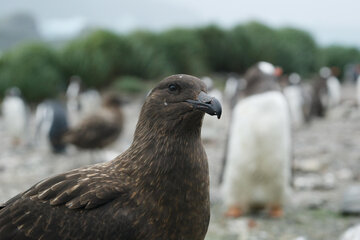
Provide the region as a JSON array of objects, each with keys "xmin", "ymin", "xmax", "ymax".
[
  {"xmin": 66, "ymin": 76, "xmax": 81, "ymax": 125},
  {"xmin": 222, "ymin": 61, "xmax": 291, "ymax": 218},
  {"xmin": 224, "ymin": 75, "xmax": 248, "ymax": 109},
  {"xmin": 66, "ymin": 76, "xmax": 102, "ymax": 126},
  {"xmin": 35, "ymin": 100, "xmax": 69, "ymax": 153},
  {"xmin": 283, "ymin": 73, "xmax": 306, "ymax": 128},
  {"xmin": 224, "ymin": 76, "xmax": 239, "ymax": 102},
  {"xmin": 357, "ymin": 76, "xmax": 360, "ymax": 107},
  {"xmin": 310, "ymin": 74, "xmax": 329, "ymax": 118},
  {"xmin": 320, "ymin": 66, "xmax": 341, "ymax": 108},
  {"xmin": 326, "ymin": 76, "xmax": 341, "ymax": 108},
  {"xmin": 1, "ymin": 87, "xmax": 28, "ymax": 146}
]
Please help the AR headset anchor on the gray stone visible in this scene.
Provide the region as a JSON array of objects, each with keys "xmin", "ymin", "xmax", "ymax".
[
  {"xmin": 294, "ymin": 237, "xmax": 307, "ymax": 240},
  {"xmin": 340, "ymin": 224, "xmax": 360, "ymax": 240},
  {"xmin": 294, "ymin": 158, "xmax": 326, "ymax": 173},
  {"xmin": 336, "ymin": 168, "xmax": 354, "ymax": 181},
  {"xmin": 294, "ymin": 173, "xmax": 336, "ymax": 190},
  {"xmin": 340, "ymin": 185, "xmax": 360, "ymax": 215}
]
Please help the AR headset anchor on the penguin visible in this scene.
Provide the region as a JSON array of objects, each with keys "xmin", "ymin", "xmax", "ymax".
[
  {"xmin": 222, "ymin": 62, "xmax": 291, "ymax": 218},
  {"xmin": 35, "ymin": 100, "xmax": 69, "ymax": 153},
  {"xmin": 1, "ymin": 87, "xmax": 28, "ymax": 146}
]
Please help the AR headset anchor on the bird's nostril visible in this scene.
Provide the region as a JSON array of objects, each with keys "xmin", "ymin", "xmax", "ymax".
[{"xmin": 198, "ymin": 91, "xmax": 213, "ymax": 104}]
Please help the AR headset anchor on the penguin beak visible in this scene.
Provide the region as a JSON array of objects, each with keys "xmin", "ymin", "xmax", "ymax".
[{"xmin": 186, "ymin": 91, "xmax": 222, "ymax": 119}]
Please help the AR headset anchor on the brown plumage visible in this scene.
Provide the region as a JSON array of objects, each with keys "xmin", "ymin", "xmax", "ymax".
[
  {"xmin": 0, "ymin": 74, "xmax": 222, "ymax": 240},
  {"xmin": 242, "ymin": 62, "xmax": 281, "ymax": 97},
  {"xmin": 62, "ymin": 93, "xmax": 124, "ymax": 149}
]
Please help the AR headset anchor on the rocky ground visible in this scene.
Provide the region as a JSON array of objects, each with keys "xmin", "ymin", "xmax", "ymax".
[{"xmin": 0, "ymin": 85, "xmax": 360, "ymax": 240}]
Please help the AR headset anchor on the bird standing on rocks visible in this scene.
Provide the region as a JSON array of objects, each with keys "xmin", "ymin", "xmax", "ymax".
[
  {"xmin": 62, "ymin": 93, "xmax": 124, "ymax": 151},
  {"xmin": 0, "ymin": 74, "xmax": 222, "ymax": 240}
]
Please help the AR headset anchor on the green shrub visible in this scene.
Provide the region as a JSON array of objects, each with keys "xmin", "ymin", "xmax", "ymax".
[
  {"xmin": 320, "ymin": 45, "xmax": 360, "ymax": 78},
  {"xmin": 241, "ymin": 22, "xmax": 280, "ymax": 65},
  {"xmin": 1, "ymin": 23, "xmax": 359, "ymax": 100},
  {"xmin": 222, "ymin": 21, "xmax": 319, "ymax": 76},
  {"xmin": 0, "ymin": 42, "xmax": 64, "ymax": 102},
  {"xmin": 276, "ymin": 27, "xmax": 319, "ymax": 76},
  {"xmin": 126, "ymin": 31, "xmax": 171, "ymax": 79},
  {"xmin": 195, "ymin": 25, "xmax": 232, "ymax": 73},
  {"xmin": 61, "ymin": 29, "xmax": 133, "ymax": 88},
  {"xmin": 112, "ymin": 76, "xmax": 146, "ymax": 93},
  {"xmin": 155, "ymin": 28, "xmax": 208, "ymax": 75},
  {"xmin": 225, "ymin": 24, "xmax": 253, "ymax": 73}
]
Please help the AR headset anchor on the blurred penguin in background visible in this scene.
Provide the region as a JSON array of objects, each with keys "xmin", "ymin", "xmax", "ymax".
[
  {"xmin": 357, "ymin": 76, "xmax": 360, "ymax": 107},
  {"xmin": 283, "ymin": 73, "xmax": 304, "ymax": 128},
  {"xmin": 320, "ymin": 66, "xmax": 341, "ymax": 108},
  {"xmin": 282, "ymin": 73, "xmax": 313, "ymax": 128},
  {"xmin": 310, "ymin": 68, "xmax": 331, "ymax": 118},
  {"xmin": 224, "ymin": 74, "xmax": 248, "ymax": 109},
  {"xmin": 224, "ymin": 76, "xmax": 239, "ymax": 104},
  {"xmin": 327, "ymin": 76, "xmax": 341, "ymax": 108},
  {"xmin": 34, "ymin": 100, "xmax": 69, "ymax": 154},
  {"xmin": 222, "ymin": 61, "xmax": 291, "ymax": 218},
  {"xmin": 66, "ymin": 76, "xmax": 81, "ymax": 126},
  {"xmin": 66, "ymin": 76, "xmax": 102, "ymax": 126},
  {"xmin": 1, "ymin": 87, "xmax": 28, "ymax": 146},
  {"xmin": 299, "ymin": 81, "xmax": 314, "ymax": 123}
]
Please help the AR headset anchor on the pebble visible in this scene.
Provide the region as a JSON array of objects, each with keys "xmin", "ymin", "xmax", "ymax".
[
  {"xmin": 293, "ymin": 158, "xmax": 326, "ymax": 173},
  {"xmin": 294, "ymin": 237, "xmax": 307, "ymax": 240},
  {"xmin": 340, "ymin": 224, "xmax": 360, "ymax": 240},
  {"xmin": 340, "ymin": 185, "xmax": 360, "ymax": 215},
  {"xmin": 294, "ymin": 173, "xmax": 336, "ymax": 190},
  {"xmin": 336, "ymin": 168, "xmax": 354, "ymax": 181}
]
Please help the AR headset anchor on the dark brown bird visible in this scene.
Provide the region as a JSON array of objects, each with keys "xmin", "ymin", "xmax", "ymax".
[
  {"xmin": 0, "ymin": 74, "xmax": 222, "ymax": 240},
  {"xmin": 62, "ymin": 93, "xmax": 124, "ymax": 149}
]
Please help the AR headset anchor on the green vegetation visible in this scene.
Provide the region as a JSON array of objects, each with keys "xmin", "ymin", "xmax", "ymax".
[
  {"xmin": 126, "ymin": 30, "xmax": 172, "ymax": 79},
  {"xmin": 157, "ymin": 28, "xmax": 208, "ymax": 75},
  {"xmin": 0, "ymin": 21, "xmax": 359, "ymax": 102},
  {"xmin": 320, "ymin": 45, "xmax": 360, "ymax": 77},
  {"xmin": 195, "ymin": 25, "xmax": 231, "ymax": 73},
  {"xmin": 308, "ymin": 208, "xmax": 340, "ymax": 219},
  {"xmin": 61, "ymin": 30, "xmax": 133, "ymax": 88},
  {"xmin": 112, "ymin": 75, "xmax": 146, "ymax": 94},
  {"xmin": 0, "ymin": 42, "xmax": 63, "ymax": 101},
  {"xmin": 276, "ymin": 27, "xmax": 319, "ymax": 75}
]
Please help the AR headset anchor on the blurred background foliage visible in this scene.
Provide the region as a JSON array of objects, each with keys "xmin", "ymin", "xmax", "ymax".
[
  {"xmin": 0, "ymin": 21, "xmax": 359, "ymax": 102},
  {"xmin": 0, "ymin": 43, "xmax": 64, "ymax": 102},
  {"xmin": 111, "ymin": 75, "xmax": 147, "ymax": 94},
  {"xmin": 61, "ymin": 30, "xmax": 133, "ymax": 88}
]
